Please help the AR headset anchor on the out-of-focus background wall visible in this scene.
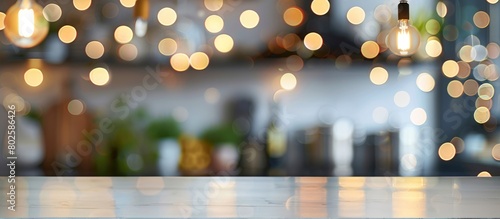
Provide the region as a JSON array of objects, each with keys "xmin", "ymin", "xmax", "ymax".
[{"xmin": 0, "ymin": 0, "xmax": 499, "ymax": 176}]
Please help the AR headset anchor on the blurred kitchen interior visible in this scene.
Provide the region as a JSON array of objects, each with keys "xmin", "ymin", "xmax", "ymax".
[{"xmin": 0, "ymin": 0, "xmax": 499, "ymax": 176}]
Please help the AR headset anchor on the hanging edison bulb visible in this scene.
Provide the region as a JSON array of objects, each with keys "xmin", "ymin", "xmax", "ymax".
[
  {"xmin": 385, "ymin": 0, "xmax": 420, "ymax": 56},
  {"xmin": 134, "ymin": 0, "xmax": 149, "ymax": 37},
  {"xmin": 4, "ymin": 0, "xmax": 49, "ymax": 48}
]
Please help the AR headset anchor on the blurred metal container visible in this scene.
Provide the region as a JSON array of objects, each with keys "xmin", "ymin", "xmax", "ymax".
[
  {"xmin": 353, "ymin": 135, "xmax": 376, "ymax": 176},
  {"xmin": 373, "ymin": 131, "xmax": 400, "ymax": 176},
  {"xmin": 302, "ymin": 126, "xmax": 334, "ymax": 175}
]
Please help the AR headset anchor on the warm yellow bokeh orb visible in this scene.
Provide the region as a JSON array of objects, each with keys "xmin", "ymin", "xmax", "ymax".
[
  {"xmin": 120, "ymin": 0, "xmax": 136, "ymax": 8},
  {"xmin": 158, "ymin": 38, "xmax": 177, "ymax": 56},
  {"xmin": 214, "ymin": 34, "xmax": 234, "ymax": 53},
  {"xmin": 436, "ymin": 2, "xmax": 447, "ymax": 18},
  {"xmin": 438, "ymin": 142, "xmax": 456, "ymax": 161},
  {"xmin": 114, "ymin": 25, "xmax": 133, "ymax": 44},
  {"xmin": 370, "ymin": 67, "xmax": 388, "ymax": 85},
  {"xmin": 442, "ymin": 60, "xmax": 459, "ymax": 78},
  {"xmin": 410, "ymin": 108, "xmax": 427, "ymax": 126},
  {"xmin": 58, "ymin": 25, "xmax": 77, "ymax": 44},
  {"xmin": 447, "ymin": 80, "xmax": 463, "ymax": 98},
  {"xmin": 476, "ymin": 98, "xmax": 493, "ymax": 110},
  {"xmin": 459, "ymin": 45, "xmax": 474, "ymax": 62},
  {"xmin": 474, "ymin": 107, "xmax": 490, "ymax": 124},
  {"xmin": 311, "ymin": 0, "xmax": 330, "ymax": 16},
  {"xmin": 487, "ymin": 43, "xmax": 500, "ymax": 59},
  {"xmin": 85, "ymin": 41, "xmax": 105, "ymax": 59},
  {"xmin": 118, "ymin": 44, "xmax": 138, "ymax": 61},
  {"xmin": 205, "ymin": 15, "xmax": 224, "ymax": 33},
  {"xmin": 286, "ymin": 55, "xmax": 304, "ymax": 72},
  {"xmin": 189, "ymin": 52, "xmax": 210, "ymax": 70},
  {"xmin": 240, "ymin": 10, "xmax": 259, "ymax": 29},
  {"xmin": 283, "ymin": 7, "xmax": 304, "ymax": 27},
  {"xmin": 170, "ymin": 53, "xmax": 190, "ymax": 72},
  {"xmin": 473, "ymin": 11, "xmax": 490, "ymax": 29},
  {"xmin": 478, "ymin": 83, "xmax": 495, "ymax": 100},
  {"xmin": 89, "ymin": 67, "xmax": 110, "ymax": 86},
  {"xmin": 492, "ymin": 144, "xmax": 500, "ymax": 161},
  {"xmin": 416, "ymin": 73, "xmax": 435, "ymax": 92},
  {"xmin": 463, "ymin": 79, "xmax": 479, "ymax": 96},
  {"xmin": 451, "ymin": 137, "xmax": 465, "ymax": 154},
  {"xmin": 304, "ymin": 32, "xmax": 323, "ymax": 51},
  {"xmin": 158, "ymin": 7, "xmax": 177, "ymax": 26},
  {"xmin": 68, "ymin": 99, "xmax": 85, "ymax": 116},
  {"xmin": 457, "ymin": 61, "xmax": 471, "ymax": 78},
  {"xmin": 204, "ymin": 0, "xmax": 223, "ymax": 11},
  {"xmin": 280, "ymin": 73, "xmax": 297, "ymax": 91},
  {"xmin": 73, "ymin": 0, "xmax": 92, "ymax": 11},
  {"xmin": 361, "ymin": 41, "xmax": 380, "ymax": 59},
  {"xmin": 24, "ymin": 68, "xmax": 43, "ymax": 87},
  {"xmin": 43, "ymin": 3, "xmax": 62, "ymax": 22},
  {"xmin": 477, "ymin": 171, "xmax": 492, "ymax": 177},
  {"xmin": 0, "ymin": 12, "xmax": 5, "ymax": 30},
  {"xmin": 426, "ymin": 39, "xmax": 442, "ymax": 57},
  {"xmin": 346, "ymin": 6, "xmax": 365, "ymax": 25},
  {"xmin": 281, "ymin": 33, "xmax": 300, "ymax": 51},
  {"xmin": 484, "ymin": 64, "xmax": 499, "ymax": 81}
]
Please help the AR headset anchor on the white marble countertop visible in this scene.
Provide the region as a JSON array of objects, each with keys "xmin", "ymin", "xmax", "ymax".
[{"xmin": 1, "ymin": 177, "xmax": 499, "ymax": 218}]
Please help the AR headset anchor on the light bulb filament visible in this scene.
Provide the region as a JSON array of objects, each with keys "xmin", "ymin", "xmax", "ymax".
[
  {"xmin": 135, "ymin": 18, "xmax": 148, "ymax": 37},
  {"xmin": 18, "ymin": 8, "xmax": 35, "ymax": 37},
  {"xmin": 396, "ymin": 20, "xmax": 411, "ymax": 55}
]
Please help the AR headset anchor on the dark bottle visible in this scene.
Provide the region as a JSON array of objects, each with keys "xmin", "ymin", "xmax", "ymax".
[{"xmin": 266, "ymin": 103, "xmax": 287, "ymax": 176}]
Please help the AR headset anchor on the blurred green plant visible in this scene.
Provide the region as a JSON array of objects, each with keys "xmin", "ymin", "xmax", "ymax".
[
  {"xmin": 146, "ymin": 117, "xmax": 182, "ymax": 141},
  {"xmin": 412, "ymin": 8, "xmax": 440, "ymax": 35},
  {"xmin": 94, "ymin": 98, "xmax": 158, "ymax": 176},
  {"xmin": 200, "ymin": 124, "xmax": 243, "ymax": 147}
]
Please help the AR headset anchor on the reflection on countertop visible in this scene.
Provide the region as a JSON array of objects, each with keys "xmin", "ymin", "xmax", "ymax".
[{"xmin": 1, "ymin": 177, "xmax": 499, "ymax": 218}]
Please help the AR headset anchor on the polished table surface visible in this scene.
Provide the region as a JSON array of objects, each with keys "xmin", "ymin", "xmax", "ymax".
[{"xmin": 1, "ymin": 177, "xmax": 500, "ymax": 218}]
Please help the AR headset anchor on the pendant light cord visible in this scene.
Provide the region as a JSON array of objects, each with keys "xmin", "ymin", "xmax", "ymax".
[{"xmin": 398, "ymin": 0, "xmax": 410, "ymax": 20}]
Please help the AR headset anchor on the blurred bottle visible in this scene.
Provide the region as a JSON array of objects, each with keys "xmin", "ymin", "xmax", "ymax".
[
  {"xmin": 353, "ymin": 135, "xmax": 376, "ymax": 176},
  {"xmin": 42, "ymin": 77, "xmax": 94, "ymax": 175},
  {"xmin": 266, "ymin": 103, "xmax": 287, "ymax": 175},
  {"xmin": 301, "ymin": 126, "xmax": 335, "ymax": 175},
  {"xmin": 332, "ymin": 119, "xmax": 355, "ymax": 176},
  {"xmin": 374, "ymin": 131, "xmax": 400, "ymax": 176},
  {"xmin": 240, "ymin": 137, "xmax": 267, "ymax": 176},
  {"xmin": 227, "ymin": 97, "xmax": 262, "ymax": 175}
]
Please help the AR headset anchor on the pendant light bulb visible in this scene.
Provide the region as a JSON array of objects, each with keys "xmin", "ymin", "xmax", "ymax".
[
  {"xmin": 134, "ymin": 0, "xmax": 149, "ymax": 37},
  {"xmin": 385, "ymin": 0, "xmax": 420, "ymax": 56},
  {"xmin": 135, "ymin": 18, "xmax": 148, "ymax": 38},
  {"xmin": 3, "ymin": 0, "xmax": 49, "ymax": 48}
]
